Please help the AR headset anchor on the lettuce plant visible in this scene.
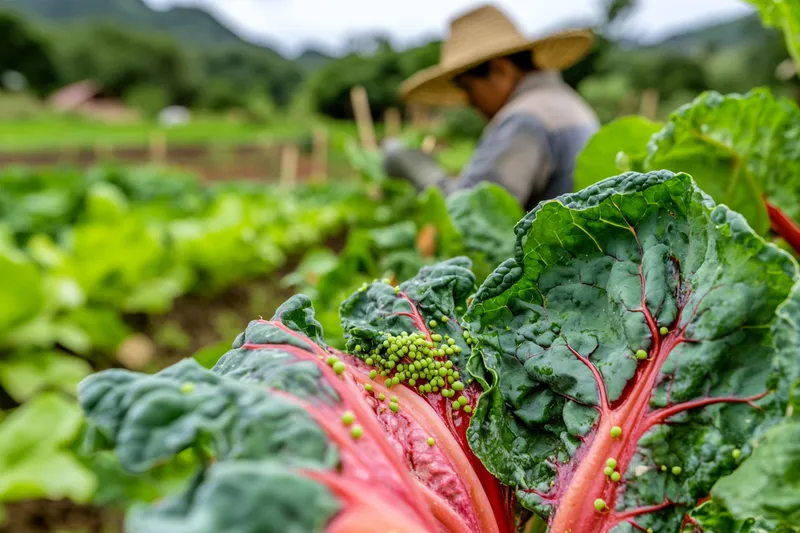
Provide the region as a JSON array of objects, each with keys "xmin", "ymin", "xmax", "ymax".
[{"xmin": 466, "ymin": 171, "xmax": 799, "ymax": 532}]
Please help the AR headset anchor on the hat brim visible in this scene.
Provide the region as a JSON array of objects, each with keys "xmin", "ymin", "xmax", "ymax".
[{"xmin": 400, "ymin": 29, "xmax": 594, "ymax": 107}]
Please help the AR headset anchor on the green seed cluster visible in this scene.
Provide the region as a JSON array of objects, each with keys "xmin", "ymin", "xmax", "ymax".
[
  {"xmin": 352, "ymin": 329, "xmax": 472, "ymax": 407},
  {"xmin": 604, "ymin": 457, "xmax": 622, "ymax": 483}
]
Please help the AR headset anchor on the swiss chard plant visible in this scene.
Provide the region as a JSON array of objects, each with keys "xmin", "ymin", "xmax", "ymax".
[
  {"xmin": 79, "ymin": 259, "xmax": 517, "ymax": 533},
  {"xmin": 465, "ymin": 170, "xmax": 800, "ymax": 532},
  {"xmin": 79, "ymin": 171, "xmax": 800, "ymax": 532}
]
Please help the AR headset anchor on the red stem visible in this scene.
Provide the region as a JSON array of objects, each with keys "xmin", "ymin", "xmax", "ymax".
[{"xmin": 765, "ymin": 198, "xmax": 800, "ymax": 254}]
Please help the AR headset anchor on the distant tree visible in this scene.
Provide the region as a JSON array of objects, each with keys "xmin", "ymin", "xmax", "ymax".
[
  {"xmin": 308, "ymin": 41, "xmax": 440, "ymax": 120},
  {"xmin": 201, "ymin": 46, "xmax": 304, "ymax": 108},
  {"xmin": 54, "ymin": 22, "xmax": 202, "ymax": 105},
  {"xmin": 0, "ymin": 12, "xmax": 60, "ymax": 95}
]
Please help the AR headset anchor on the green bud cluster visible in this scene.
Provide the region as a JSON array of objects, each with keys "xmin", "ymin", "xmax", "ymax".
[
  {"xmin": 354, "ymin": 329, "xmax": 472, "ymax": 405},
  {"xmin": 604, "ymin": 457, "xmax": 622, "ymax": 483}
]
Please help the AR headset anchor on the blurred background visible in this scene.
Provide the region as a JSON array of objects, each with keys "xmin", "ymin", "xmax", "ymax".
[
  {"xmin": 0, "ymin": 1, "xmax": 796, "ymax": 532},
  {"xmin": 0, "ymin": 0, "xmax": 795, "ymax": 176}
]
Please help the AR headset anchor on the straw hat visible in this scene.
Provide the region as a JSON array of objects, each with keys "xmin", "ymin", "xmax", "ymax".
[{"xmin": 400, "ymin": 4, "xmax": 594, "ymax": 106}]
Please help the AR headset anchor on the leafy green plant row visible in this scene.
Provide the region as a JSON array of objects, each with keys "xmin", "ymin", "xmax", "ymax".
[
  {"xmin": 82, "ymin": 171, "xmax": 800, "ymax": 533},
  {"xmin": 0, "ymin": 164, "xmax": 418, "ymax": 513}
]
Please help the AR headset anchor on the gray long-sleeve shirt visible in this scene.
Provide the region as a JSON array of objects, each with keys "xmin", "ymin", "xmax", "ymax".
[{"xmin": 441, "ymin": 71, "xmax": 600, "ymax": 211}]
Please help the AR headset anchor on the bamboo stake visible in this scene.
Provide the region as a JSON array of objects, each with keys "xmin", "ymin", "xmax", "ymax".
[
  {"xmin": 350, "ymin": 85, "xmax": 377, "ymax": 151},
  {"xmin": 639, "ymin": 88, "xmax": 660, "ymax": 119},
  {"xmin": 149, "ymin": 131, "xmax": 167, "ymax": 164},
  {"xmin": 312, "ymin": 127, "xmax": 329, "ymax": 182},
  {"xmin": 421, "ymin": 135, "xmax": 437, "ymax": 155},
  {"xmin": 384, "ymin": 107, "xmax": 402, "ymax": 138},
  {"xmin": 280, "ymin": 143, "xmax": 299, "ymax": 187}
]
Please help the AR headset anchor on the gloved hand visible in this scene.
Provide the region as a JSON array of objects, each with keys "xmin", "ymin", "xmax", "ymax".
[{"xmin": 382, "ymin": 137, "xmax": 448, "ymax": 190}]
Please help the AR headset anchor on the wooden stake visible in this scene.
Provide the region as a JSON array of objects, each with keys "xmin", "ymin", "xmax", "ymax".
[
  {"xmin": 421, "ymin": 135, "xmax": 437, "ymax": 155},
  {"xmin": 312, "ymin": 128, "xmax": 328, "ymax": 182},
  {"xmin": 93, "ymin": 141, "xmax": 112, "ymax": 162},
  {"xmin": 639, "ymin": 89, "xmax": 660, "ymax": 119},
  {"xmin": 149, "ymin": 131, "xmax": 167, "ymax": 164},
  {"xmin": 280, "ymin": 143, "xmax": 299, "ymax": 187},
  {"xmin": 384, "ymin": 107, "xmax": 402, "ymax": 138},
  {"xmin": 350, "ymin": 85, "xmax": 377, "ymax": 151}
]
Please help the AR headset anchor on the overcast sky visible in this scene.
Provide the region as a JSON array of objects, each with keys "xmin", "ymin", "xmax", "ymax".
[{"xmin": 145, "ymin": 0, "xmax": 755, "ymax": 56}]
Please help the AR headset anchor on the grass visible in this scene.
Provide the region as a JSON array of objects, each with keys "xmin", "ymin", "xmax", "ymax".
[{"xmin": 0, "ymin": 113, "xmax": 367, "ymax": 152}]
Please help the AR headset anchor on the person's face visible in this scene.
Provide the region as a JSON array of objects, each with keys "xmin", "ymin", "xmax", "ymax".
[{"xmin": 453, "ymin": 58, "xmax": 521, "ymax": 119}]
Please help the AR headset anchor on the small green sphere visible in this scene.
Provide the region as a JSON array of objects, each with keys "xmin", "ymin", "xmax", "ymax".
[
  {"xmin": 427, "ymin": 437, "xmax": 435, "ymax": 446},
  {"xmin": 610, "ymin": 426, "xmax": 622, "ymax": 438},
  {"xmin": 635, "ymin": 349, "xmax": 648, "ymax": 360},
  {"xmin": 333, "ymin": 361, "xmax": 346, "ymax": 375},
  {"xmin": 452, "ymin": 402, "xmax": 461, "ymax": 411},
  {"xmin": 603, "ymin": 466, "xmax": 613, "ymax": 476},
  {"xmin": 389, "ymin": 402, "xmax": 399, "ymax": 413},
  {"xmin": 452, "ymin": 381, "xmax": 465, "ymax": 391},
  {"xmin": 351, "ymin": 425, "xmax": 364, "ymax": 439},
  {"xmin": 365, "ymin": 357, "xmax": 374, "ymax": 366},
  {"xmin": 429, "ymin": 320, "xmax": 438, "ymax": 328},
  {"xmin": 606, "ymin": 458, "xmax": 617, "ymax": 469},
  {"xmin": 594, "ymin": 499, "xmax": 606, "ymax": 512},
  {"xmin": 441, "ymin": 316, "xmax": 448, "ymax": 322},
  {"xmin": 180, "ymin": 382, "xmax": 195, "ymax": 394},
  {"xmin": 458, "ymin": 396, "xmax": 468, "ymax": 406},
  {"xmin": 732, "ymin": 449, "xmax": 742, "ymax": 459},
  {"xmin": 369, "ymin": 370, "xmax": 377, "ymax": 380},
  {"xmin": 660, "ymin": 326, "xmax": 669, "ymax": 335},
  {"xmin": 463, "ymin": 405, "xmax": 473, "ymax": 414},
  {"xmin": 610, "ymin": 472, "xmax": 621, "ymax": 482},
  {"xmin": 378, "ymin": 393, "xmax": 385, "ymax": 401},
  {"xmin": 672, "ymin": 466, "xmax": 682, "ymax": 476},
  {"xmin": 364, "ymin": 384, "xmax": 373, "ymax": 392},
  {"xmin": 341, "ymin": 411, "xmax": 355, "ymax": 426}
]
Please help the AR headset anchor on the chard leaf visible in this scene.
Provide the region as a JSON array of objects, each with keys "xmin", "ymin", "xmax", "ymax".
[
  {"xmin": 574, "ymin": 116, "xmax": 662, "ymax": 191},
  {"xmin": 710, "ymin": 420, "xmax": 800, "ymax": 530},
  {"xmin": 446, "ymin": 182, "xmax": 524, "ymax": 275},
  {"xmin": 81, "ymin": 286, "xmax": 510, "ymax": 533},
  {"xmin": 466, "ymin": 171, "xmax": 799, "ymax": 532},
  {"xmin": 746, "ymin": 0, "xmax": 800, "ymax": 68}
]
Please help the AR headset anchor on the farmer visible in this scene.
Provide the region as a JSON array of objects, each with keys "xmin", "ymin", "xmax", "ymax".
[{"xmin": 383, "ymin": 4, "xmax": 600, "ymax": 211}]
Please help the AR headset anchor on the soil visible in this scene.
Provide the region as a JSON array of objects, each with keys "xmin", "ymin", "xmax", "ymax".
[{"xmin": 1, "ymin": 500, "xmax": 123, "ymax": 533}]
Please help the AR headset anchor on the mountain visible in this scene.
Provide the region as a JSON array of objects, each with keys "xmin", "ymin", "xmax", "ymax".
[
  {"xmin": 0, "ymin": 0, "xmax": 253, "ymax": 49},
  {"xmin": 644, "ymin": 14, "xmax": 775, "ymax": 54}
]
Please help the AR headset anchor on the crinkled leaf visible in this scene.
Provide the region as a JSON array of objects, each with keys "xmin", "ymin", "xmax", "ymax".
[
  {"xmin": 466, "ymin": 171, "xmax": 798, "ymax": 531},
  {"xmin": 646, "ymin": 89, "xmax": 800, "ymax": 235},
  {"xmin": 79, "ymin": 359, "xmax": 336, "ymax": 472},
  {"xmin": 446, "ymin": 182, "xmax": 524, "ymax": 274},
  {"xmin": 340, "ymin": 257, "xmax": 476, "ymax": 369},
  {"xmin": 711, "ymin": 420, "xmax": 800, "ymax": 530},
  {"xmin": 687, "ymin": 499, "xmax": 795, "ymax": 533},
  {"xmin": 126, "ymin": 462, "xmax": 340, "ymax": 533}
]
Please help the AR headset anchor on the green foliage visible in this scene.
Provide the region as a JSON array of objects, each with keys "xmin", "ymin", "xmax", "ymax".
[
  {"xmin": 465, "ymin": 171, "xmax": 798, "ymax": 529},
  {"xmin": 575, "ymin": 89, "xmax": 800, "ymax": 241},
  {"xmin": 746, "ymin": 0, "xmax": 800, "ymax": 67},
  {"xmin": 710, "ymin": 420, "xmax": 800, "ymax": 530},
  {"xmin": 0, "ymin": 12, "xmax": 60, "ymax": 95},
  {"xmin": 0, "ymin": 393, "xmax": 96, "ymax": 503},
  {"xmin": 308, "ymin": 41, "xmax": 440, "ymax": 120}
]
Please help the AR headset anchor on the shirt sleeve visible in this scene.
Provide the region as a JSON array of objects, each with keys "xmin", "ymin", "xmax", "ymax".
[{"xmin": 440, "ymin": 114, "xmax": 553, "ymax": 206}]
